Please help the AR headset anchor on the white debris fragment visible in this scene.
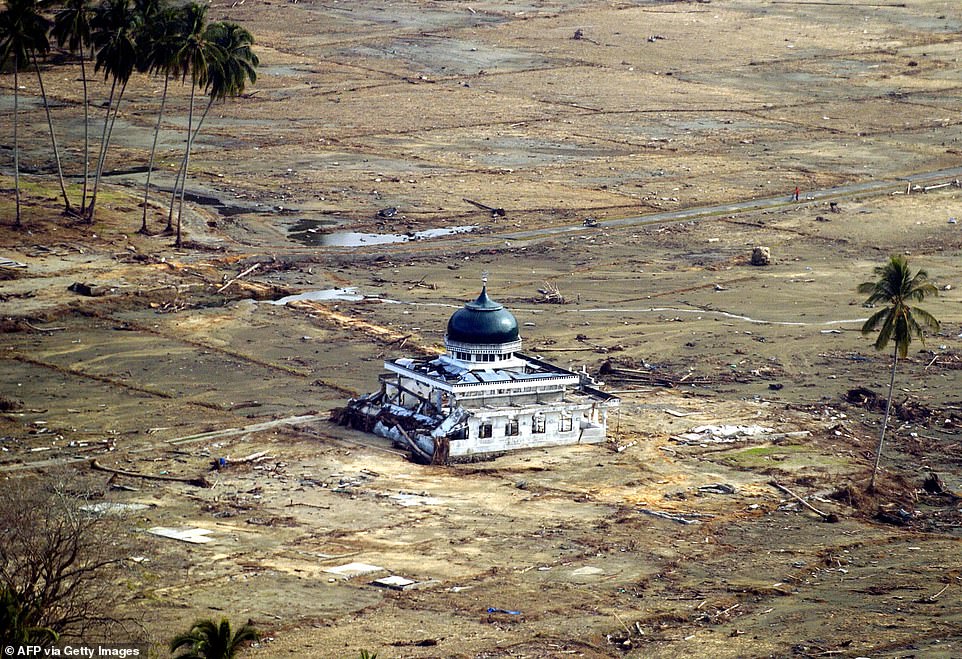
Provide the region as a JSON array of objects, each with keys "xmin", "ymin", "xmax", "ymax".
[
  {"xmin": 147, "ymin": 527, "xmax": 215, "ymax": 544},
  {"xmin": 323, "ymin": 562, "xmax": 385, "ymax": 579},
  {"xmin": 673, "ymin": 424, "xmax": 773, "ymax": 444}
]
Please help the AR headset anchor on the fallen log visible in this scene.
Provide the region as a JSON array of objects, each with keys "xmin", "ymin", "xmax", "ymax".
[
  {"xmin": 638, "ymin": 508, "xmax": 706, "ymax": 525},
  {"xmin": 394, "ymin": 425, "xmax": 433, "ymax": 464},
  {"xmin": 91, "ymin": 459, "xmax": 211, "ymax": 487},
  {"xmin": 770, "ymin": 481, "xmax": 838, "ymax": 522},
  {"xmin": 216, "ymin": 263, "xmax": 260, "ymax": 293},
  {"xmin": 463, "ymin": 197, "xmax": 506, "ymax": 217}
]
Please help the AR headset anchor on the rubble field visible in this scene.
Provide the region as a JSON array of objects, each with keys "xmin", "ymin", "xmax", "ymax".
[{"xmin": 2, "ymin": 0, "xmax": 962, "ymax": 657}]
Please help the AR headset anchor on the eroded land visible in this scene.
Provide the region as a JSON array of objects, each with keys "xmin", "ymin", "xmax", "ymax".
[{"xmin": 2, "ymin": 0, "xmax": 962, "ymax": 657}]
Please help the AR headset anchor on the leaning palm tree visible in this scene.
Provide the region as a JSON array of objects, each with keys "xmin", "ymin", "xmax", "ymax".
[
  {"xmin": 0, "ymin": 0, "xmax": 49, "ymax": 227},
  {"xmin": 135, "ymin": 0, "xmax": 183, "ymax": 234},
  {"xmin": 165, "ymin": 1, "xmax": 216, "ymax": 242},
  {"xmin": 169, "ymin": 618, "xmax": 258, "ymax": 659},
  {"xmin": 52, "ymin": 0, "xmax": 95, "ymax": 215},
  {"xmin": 858, "ymin": 255, "xmax": 940, "ymax": 491},
  {"xmin": 87, "ymin": 0, "xmax": 139, "ymax": 224},
  {"xmin": 173, "ymin": 20, "xmax": 257, "ymax": 246}
]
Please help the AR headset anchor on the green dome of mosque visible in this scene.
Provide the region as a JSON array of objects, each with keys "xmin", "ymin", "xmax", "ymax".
[{"xmin": 446, "ymin": 287, "xmax": 520, "ymax": 345}]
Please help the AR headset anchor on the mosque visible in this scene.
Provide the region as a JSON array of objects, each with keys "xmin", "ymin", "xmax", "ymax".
[{"xmin": 336, "ymin": 281, "xmax": 619, "ymax": 463}]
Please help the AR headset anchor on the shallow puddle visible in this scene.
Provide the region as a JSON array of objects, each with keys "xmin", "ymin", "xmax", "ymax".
[
  {"xmin": 266, "ymin": 287, "xmax": 365, "ymax": 305},
  {"xmin": 287, "ymin": 221, "xmax": 477, "ymax": 246}
]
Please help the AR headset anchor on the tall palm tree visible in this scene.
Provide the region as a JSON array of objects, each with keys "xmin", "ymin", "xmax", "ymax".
[
  {"xmin": 169, "ymin": 618, "xmax": 258, "ymax": 659},
  {"xmin": 173, "ymin": 20, "xmax": 257, "ymax": 246},
  {"xmin": 87, "ymin": 0, "xmax": 139, "ymax": 224},
  {"xmin": 858, "ymin": 255, "xmax": 940, "ymax": 491},
  {"xmin": 136, "ymin": 0, "xmax": 182, "ymax": 234},
  {"xmin": 21, "ymin": 4, "xmax": 75, "ymax": 216},
  {"xmin": 0, "ymin": 0, "xmax": 49, "ymax": 228},
  {"xmin": 52, "ymin": 0, "xmax": 95, "ymax": 215},
  {"xmin": 164, "ymin": 1, "xmax": 218, "ymax": 244}
]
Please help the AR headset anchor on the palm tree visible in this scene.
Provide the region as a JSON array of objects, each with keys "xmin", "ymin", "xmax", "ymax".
[
  {"xmin": 19, "ymin": 2, "xmax": 76, "ymax": 217},
  {"xmin": 52, "ymin": 0, "xmax": 95, "ymax": 215},
  {"xmin": 169, "ymin": 618, "xmax": 258, "ymax": 659},
  {"xmin": 858, "ymin": 255, "xmax": 940, "ymax": 491},
  {"xmin": 0, "ymin": 0, "xmax": 49, "ymax": 227},
  {"xmin": 87, "ymin": 0, "xmax": 139, "ymax": 224},
  {"xmin": 164, "ymin": 1, "xmax": 217, "ymax": 244},
  {"xmin": 0, "ymin": 586, "xmax": 58, "ymax": 647},
  {"xmin": 173, "ymin": 19, "xmax": 257, "ymax": 246},
  {"xmin": 136, "ymin": 0, "xmax": 183, "ymax": 234}
]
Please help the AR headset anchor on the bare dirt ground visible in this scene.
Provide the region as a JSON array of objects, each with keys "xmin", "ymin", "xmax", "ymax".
[{"xmin": 3, "ymin": 0, "xmax": 962, "ymax": 657}]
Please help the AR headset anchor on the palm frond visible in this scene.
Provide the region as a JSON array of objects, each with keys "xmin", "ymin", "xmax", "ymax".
[{"xmin": 860, "ymin": 307, "xmax": 890, "ymax": 336}]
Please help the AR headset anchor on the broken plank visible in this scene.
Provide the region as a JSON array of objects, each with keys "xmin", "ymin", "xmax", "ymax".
[{"xmin": 91, "ymin": 459, "xmax": 210, "ymax": 487}]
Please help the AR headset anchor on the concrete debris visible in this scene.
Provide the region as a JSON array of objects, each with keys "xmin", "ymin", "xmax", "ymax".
[
  {"xmin": 673, "ymin": 424, "xmax": 773, "ymax": 444},
  {"xmin": 570, "ymin": 566, "xmax": 605, "ymax": 577},
  {"xmin": 750, "ymin": 246, "xmax": 772, "ymax": 266},
  {"xmin": 698, "ymin": 483, "xmax": 737, "ymax": 495},
  {"xmin": 371, "ymin": 575, "xmax": 440, "ymax": 591},
  {"xmin": 388, "ymin": 493, "xmax": 444, "ymax": 507},
  {"xmin": 147, "ymin": 527, "xmax": 215, "ymax": 544},
  {"xmin": 371, "ymin": 575, "xmax": 417, "ymax": 590},
  {"xmin": 68, "ymin": 281, "xmax": 108, "ymax": 296},
  {"xmin": 80, "ymin": 502, "xmax": 149, "ymax": 515},
  {"xmin": 323, "ymin": 562, "xmax": 385, "ymax": 579}
]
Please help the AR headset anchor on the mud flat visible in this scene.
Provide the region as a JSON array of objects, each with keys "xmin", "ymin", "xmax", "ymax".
[{"xmin": 2, "ymin": 0, "xmax": 962, "ymax": 657}]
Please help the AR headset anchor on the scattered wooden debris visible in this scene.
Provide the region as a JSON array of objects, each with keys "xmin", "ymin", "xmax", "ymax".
[
  {"xmin": 91, "ymin": 459, "xmax": 211, "ymax": 487},
  {"xmin": 845, "ymin": 387, "xmax": 932, "ymax": 423},
  {"xmin": 0, "ymin": 257, "xmax": 28, "ymax": 269},
  {"xmin": 405, "ymin": 276, "xmax": 436, "ymax": 290},
  {"xmin": 216, "ymin": 263, "xmax": 260, "ymax": 293},
  {"xmin": 535, "ymin": 281, "xmax": 565, "ymax": 304},
  {"xmin": 638, "ymin": 508, "xmax": 712, "ymax": 525},
  {"xmin": 600, "ymin": 360, "xmax": 711, "ymax": 388},
  {"xmin": 770, "ymin": 481, "xmax": 838, "ymax": 522}
]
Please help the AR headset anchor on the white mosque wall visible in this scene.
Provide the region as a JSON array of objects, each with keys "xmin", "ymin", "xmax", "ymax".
[{"xmin": 448, "ymin": 403, "xmax": 609, "ymax": 457}]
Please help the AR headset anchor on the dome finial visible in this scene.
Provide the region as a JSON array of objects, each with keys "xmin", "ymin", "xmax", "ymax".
[{"xmin": 481, "ymin": 270, "xmax": 489, "ymax": 287}]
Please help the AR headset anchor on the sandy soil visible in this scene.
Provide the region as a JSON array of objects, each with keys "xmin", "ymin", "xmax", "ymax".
[{"xmin": 3, "ymin": 0, "xmax": 962, "ymax": 657}]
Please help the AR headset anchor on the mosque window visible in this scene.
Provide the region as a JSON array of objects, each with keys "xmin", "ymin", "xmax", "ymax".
[
  {"xmin": 560, "ymin": 413, "xmax": 573, "ymax": 432},
  {"xmin": 479, "ymin": 422, "xmax": 493, "ymax": 439},
  {"xmin": 506, "ymin": 419, "xmax": 519, "ymax": 436},
  {"xmin": 532, "ymin": 413, "xmax": 545, "ymax": 434}
]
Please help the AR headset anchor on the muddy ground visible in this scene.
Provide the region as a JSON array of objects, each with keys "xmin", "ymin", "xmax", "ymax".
[{"xmin": 3, "ymin": 0, "xmax": 962, "ymax": 657}]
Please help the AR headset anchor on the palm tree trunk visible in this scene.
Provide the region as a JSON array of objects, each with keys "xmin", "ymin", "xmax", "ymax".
[
  {"xmin": 869, "ymin": 346, "xmax": 900, "ymax": 492},
  {"xmin": 88, "ymin": 79, "xmax": 127, "ymax": 225},
  {"xmin": 33, "ymin": 56, "xmax": 73, "ymax": 216},
  {"xmin": 166, "ymin": 95, "xmax": 212, "ymax": 235},
  {"xmin": 175, "ymin": 85, "xmax": 196, "ymax": 247},
  {"xmin": 79, "ymin": 48, "xmax": 90, "ymax": 215},
  {"xmin": 13, "ymin": 61, "xmax": 22, "ymax": 229},
  {"xmin": 86, "ymin": 77, "xmax": 117, "ymax": 223},
  {"xmin": 140, "ymin": 74, "xmax": 169, "ymax": 235}
]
